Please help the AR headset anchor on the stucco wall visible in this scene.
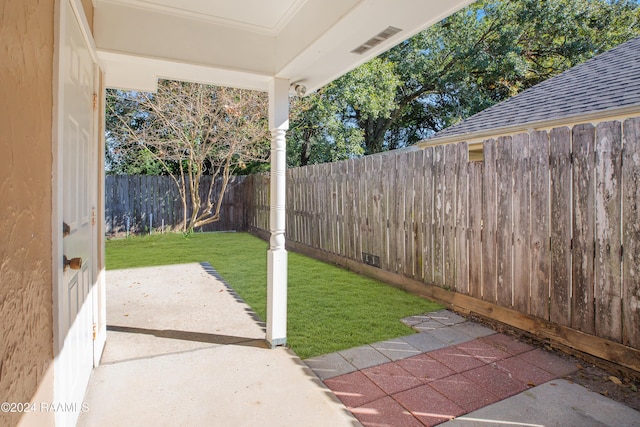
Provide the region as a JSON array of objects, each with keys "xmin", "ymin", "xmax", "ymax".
[{"xmin": 0, "ymin": 1, "xmax": 55, "ymax": 426}]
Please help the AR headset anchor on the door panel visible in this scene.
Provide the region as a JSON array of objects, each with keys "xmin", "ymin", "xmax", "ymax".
[{"xmin": 56, "ymin": 2, "xmax": 96, "ymax": 425}]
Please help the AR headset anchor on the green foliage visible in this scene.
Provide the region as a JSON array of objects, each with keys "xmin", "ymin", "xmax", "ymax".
[
  {"xmin": 288, "ymin": 0, "xmax": 640, "ymax": 158},
  {"xmin": 287, "ymin": 88, "xmax": 364, "ymax": 167},
  {"xmin": 330, "ymin": 57, "xmax": 401, "ymax": 122},
  {"xmin": 106, "ymin": 232, "xmax": 442, "ymax": 358},
  {"xmin": 105, "ymin": 89, "xmax": 167, "ymax": 175}
]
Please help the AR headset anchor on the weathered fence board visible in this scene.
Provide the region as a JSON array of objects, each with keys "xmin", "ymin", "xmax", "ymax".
[
  {"xmin": 482, "ymin": 139, "xmax": 498, "ymax": 303},
  {"xmin": 404, "ymin": 152, "xmax": 416, "ymax": 278},
  {"xmin": 595, "ymin": 121, "xmax": 623, "ymax": 342},
  {"xmin": 512, "ymin": 133, "xmax": 530, "ymax": 312},
  {"xmin": 549, "ymin": 127, "xmax": 572, "ymax": 327},
  {"xmin": 622, "ymin": 117, "xmax": 640, "ymax": 349},
  {"xmin": 413, "ymin": 150, "xmax": 425, "ymax": 280},
  {"xmin": 529, "ymin": 131, "xmax": 550, "ymax": 320},
  {"xmin": 572, "ymin": 124, "xmax": 596, "ymax": 334},
  {"xmin": 444, "ymin": 143, "xmax": 457, "ymax": 289},
  {"xmin": 496, "ymin": 136, "xmax": 513, "ymax": 308},
  {"xmin": 468, "ymin": 161, "xmax": 483, "ymax": 299},
  {"xmin": 455, "ymin": 142, "xmax": 469, "ymax": 295},
  {"xmin": 433, "ymin": 145, "xmax": 445, "ymax": 286},
  {"xmin": 422, "ymin": 147, "xmax": 435, "ymax": 283}
]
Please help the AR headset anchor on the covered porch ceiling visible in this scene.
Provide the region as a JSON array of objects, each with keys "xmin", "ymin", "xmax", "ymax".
[{"xmin": 94, "ymin": 0, "xmax": 475, "ymax": 93}]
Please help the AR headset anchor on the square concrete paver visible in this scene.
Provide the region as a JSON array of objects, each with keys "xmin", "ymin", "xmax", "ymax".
[
  {"xmin": 394, "ymin": 384, "xmax": 465, "ymax": 426},
  {"xmin": 496, "ymin": 356, "xmax": 556, "ymax": 386},
  {"xmin": 427, "ymin": 346, "xmax": 485, "ymax": 373},
  {"xmin": 361, "ymin": 362, "xmax": 423, "ymax": 394},
  {"xmin": 324, "ymin": 370, "xmax": 387, "ymax": 409},
  {"xmin": 455, "ymin": 339, "xmax": 511, "ymax": 364},
  {"xmin": 427, "ymin": 310, "xmax": 467, "ymax": 326},
  {"xmin": 400, "ymin": 332, "xmax": 448, "ymax": 353},
  {"xmin": 461, "ymin": 364, "xmax": 528, "ymax": 399},
  {"xmin": 412, "ymin": 320, "xmax": 449, "ymax": 331},
  {"xmin": 518, "ymin": 348, "xmax": 579, "ymax": 377},
  {"xmin": 352, "ymin": 396, "xmax": 424, "ymax": 427},
  {"xmin": 429, "ymin": 326, "xmax": 475, "ymax": 346},
  {"xmin": 339, "ymin": 345, "xmax": 391, "ymax": 369},
  {"xmin": 480, "ymin": 333, "xmax": 533, "ymax": 355},
  {"xmin": 304, "ymin": 352, "xmax": 357, "ymax": 380},
  {"xmin": 450, "ymin": 322, "xmax": 496, "ymax": 339},
  {"xmin": 371, "ymin": 338, "xmax": 422, "ymax": 361},
  {"xmin": 430, "ymin": 374, "xmax": 502, "ymax": 412},
  {"xmin": 396, "ymin": 353, "xmax": 455, "ymax": 383}
]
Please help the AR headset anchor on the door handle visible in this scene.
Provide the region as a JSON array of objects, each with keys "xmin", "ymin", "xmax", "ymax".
[{"xmin": 63, "ymin": 256, "xmax": 82, "ymax": 271}]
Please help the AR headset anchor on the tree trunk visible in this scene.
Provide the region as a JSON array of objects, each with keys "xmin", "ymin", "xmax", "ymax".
[
  {"xmin": 363, "ymin": 117, "xmax": 392, "ymax": 154},
  {"xmin": 300, "ymin": 128, "xmax": 313, "ymax": 166}
]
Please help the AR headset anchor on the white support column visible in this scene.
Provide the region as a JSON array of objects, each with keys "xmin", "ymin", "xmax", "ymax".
[{"xmin": 266, "ymin": 77, "xmax": 289, "ymax": 347}]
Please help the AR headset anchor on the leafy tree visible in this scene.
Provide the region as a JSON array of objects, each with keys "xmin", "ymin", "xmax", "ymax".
[
  {"xmin": 105, "ymin": 89, "xmax": 166, "ymax": 175},
  {"xmin": 287, "ymin": 57, "xmax": 399, "ymax": 165},
  {"xmin": 289, "ymin": 0, "xmax": 640, "ymax": 158},
  {"xmin": 107, "ymin": 80, "xmax": 270, "ymax": 232},
  {"xmin": 287, "ymin": 89, "xmax": 363, "ymax": 167}
]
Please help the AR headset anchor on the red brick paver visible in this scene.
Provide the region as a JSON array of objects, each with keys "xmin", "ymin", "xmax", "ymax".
[
  {"xmin": 427, "ymin": 346, "xmax": 485, "ymax": 373},
  {"xmin": 352, "ymin": 396, "xmax": 424, "ymax": 427},
  {"xmin": 362, "ymin": 362, "xmax": 423, "ymax": 394},
  {"xmin": 324, "ymin": 370, "xmax": 386, "ymax": 409},
  {"xmin": 461, "ymin": 364, "xmax": 528, "ymax": 399},
  {"xmin": 396, "ymin": 353, "xmax": 455, "ymax": 383},
  {"xmin": 394, "ymin": 385, "xmax": 465, "ymax": 426},
  {"xmin": 480, "ymin": 333, "xmax": 533, "ymax": 355},
  {"xmin": 430, "ymin": 374, "xmax": 501, "ymax": 412},
  {"xmin": 496, "ymin": 356, "xmax": 556, "ymax": 386}
]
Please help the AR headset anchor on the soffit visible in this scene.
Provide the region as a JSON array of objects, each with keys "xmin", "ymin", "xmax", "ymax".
[{"xmin": 94, "ymin": 0, "xmax": 475, "ymax": 93}]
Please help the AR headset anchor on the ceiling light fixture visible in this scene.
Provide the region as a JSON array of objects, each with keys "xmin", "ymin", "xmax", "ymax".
[{"xmin": 291, "ymin": 83, "xmax": 307, "ymax": 97}]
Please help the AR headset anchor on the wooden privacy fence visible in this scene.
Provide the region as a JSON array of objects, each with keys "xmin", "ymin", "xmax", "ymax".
[
  {"xmin": 105, "ymin": 175, "xmax": 248, "ymax": 234},
  {"xmin": 247, "ymin": 117, "xmax": 640, "ymax": 358}
]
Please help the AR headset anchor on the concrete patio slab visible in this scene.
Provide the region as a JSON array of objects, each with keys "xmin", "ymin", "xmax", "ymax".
[{"xmin": 79, "ymin": 263, "xmax": 360, "ymax": 427}]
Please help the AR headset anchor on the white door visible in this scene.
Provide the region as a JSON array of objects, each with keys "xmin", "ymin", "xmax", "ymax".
[{"xmin": 54, "ymin": 2, "xmax": 97, "ymax": 425}]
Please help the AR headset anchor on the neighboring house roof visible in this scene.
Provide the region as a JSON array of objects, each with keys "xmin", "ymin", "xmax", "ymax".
[{"xmin": 423, "ymin": 35, "xmax": 640, "ymax": 143}]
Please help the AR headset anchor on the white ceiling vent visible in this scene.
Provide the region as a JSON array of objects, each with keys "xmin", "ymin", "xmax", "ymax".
[{"xmin": 350, "ymin": 26, "xmax": 402, "ymax": 55}]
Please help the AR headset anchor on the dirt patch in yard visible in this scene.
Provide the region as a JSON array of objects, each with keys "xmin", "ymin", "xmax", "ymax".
[{"xmin": 567, "ymin": 364, "xmax": 640, "ymax": 412}]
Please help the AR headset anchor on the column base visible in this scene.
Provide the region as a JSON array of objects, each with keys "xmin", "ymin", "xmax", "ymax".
[
  {"xmin": 268, "ymin": 337, "xmax": 287, "ymax": 348},
  {"xmin": 266, "ymin": 248, "xmax": 287, "ymax": 347}
]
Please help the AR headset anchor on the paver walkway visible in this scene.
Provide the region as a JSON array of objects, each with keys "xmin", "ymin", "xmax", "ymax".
[{"xmin": 304, "ymin": 310, "xmax": 602, "ymax": 426}]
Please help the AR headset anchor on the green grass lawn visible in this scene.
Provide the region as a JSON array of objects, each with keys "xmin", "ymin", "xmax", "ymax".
[{"xmin": 106, "ymin": 232, "xmax": 442, "ymax": 359}]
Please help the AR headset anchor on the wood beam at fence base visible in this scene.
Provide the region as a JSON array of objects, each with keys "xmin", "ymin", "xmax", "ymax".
[{"xmin": 252, "ymin": 231, "xmax": 640, "ymax": 375}]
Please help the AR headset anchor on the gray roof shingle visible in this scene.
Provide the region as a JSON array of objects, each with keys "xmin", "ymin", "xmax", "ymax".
[{"xmin": 427, "ymin": 36, "xmax": 640, "ymax": 140}]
